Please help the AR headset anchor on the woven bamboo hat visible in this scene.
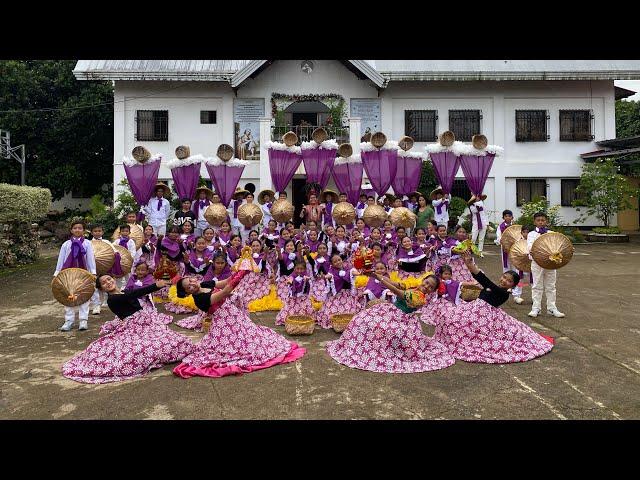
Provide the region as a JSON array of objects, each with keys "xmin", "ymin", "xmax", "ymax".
[
  {"xmin": 439, "ymin": 131, "xmax": 455, "ymax": 147},
  {"xmin": 371, "ymin": 132, "xmax": 387, "ymax": 148},
  {"xmin": 204, "ymin": 203, "xmax": 228, "ymax": 227},
  {"xmin": 390, "ymin": 207, "xmax": 417, "ymax": 228},
  {"xmin": 398, "ymin": 136, "xmax": 414, "ymax": 151},
  {"xmin": 467, "ymin": 193, "xmax": 488, "ymax": 205},
  {"xmin": 112, "ymin": 245, "xmax": 133, "ymax": 278},
  {"xmin": 51, "ymin": 268, "xmax": 96, "ymax": 307},
  {"xmin": 216, "ymin": 144, "xmax": 234, "ymax": 162},
  {"xmin": 472, "ymin": 134, "xmax": 488, "ymax": 150},
  {"xmin": 132, "ymin": 146, "xmax": 151, "ymax": 163},
  {"xmin": 175, "ymin": 145, "xmax": 191, "ymax": 159},
  {"xmin": 112, "ymin": 223, "xmax": 144, "ymax": 250},
  {"xmin": 333, "ymin": 202, "xmax": 356, "ymax": 225},
  {"xmin": 154, "ymin": 182, "xmax": 171, "ymax": 198},
  {"xmin": 338, "ymin": 143, "xmax": 353, "ymax": 158},
  {"xmin": 91, "ymin": 240, "xmax": 115, "ymax": 276},
  {"xmin": 271, "ymin": 199, "xmax": 295, "ymax": 223},
  {"xmin": 233, "ymin": 187, "xmax": 250, "ymax": 198},
  {"xmin": 238, "ymin": 203, "xmax": 263, "ymax": 227},
  {"xmin": 363, "ymin": 204, "xmax": 388, "ymax": 227},
  {"xmin": 500, "ymin": 225, "xmax": 522, "ymax": 252},
  {"xmin": 258, "ymin": 189, "xmax": 276, "ymax": 205},
  {"xmin": 509, "ymin": 239, "xmax": 532, "ymax": 273},
  {"xmin": 312, "ymin": 127, "xmax": 329, "ymax": 144},
  {"xmin": 282, "ymin": 131, "xmax": 298, "ymax": 147},
  {"xmin": 430, "ymin": 186, "xmax": 444, "ymax": 199},
  {"xmin": 195, "ymin": 186, "xmax": 214, "ymax": 199},
  {"xmin": 530, "ymin": 232, "xmax": 574, "ymax": 270},
  {"xmin": 321, "ymin": 189, "xmax": 339, "ymax": 204}
]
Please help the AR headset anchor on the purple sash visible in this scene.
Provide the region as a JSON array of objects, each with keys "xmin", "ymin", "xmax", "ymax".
[
  {"xmin": 536, "ymin": 227, "xmax": 548, "ymax": 234},
  {"xmin": 161, "ymin": 237, "xmax": 181, "ymax": 257},
  {"xmin": 436, "ymin": 199, "xmax": 449, "ymax": 215},
  {"xmin": 189, "ymin": 249, "xmax": 211, "ymax": 269},
  {"xmin": 118, "ymin": 237, "xmax": 130, "ymax": 248},
  {"xmin": 329, "ymin": 266, "xmax": 350, "ymax": 293},
  {"xmin": 62, "ymin": 238, "xmax": 87, "ymax": 270},
  {"xmin": 322, "ymin": 202, "xmax": 333, "ymax": 224},
  {"xmin": 443, "ymin": 279, "xmax": 460, "ymax": 303},
  {"xmin": 290, "ymin": 275, "xmax": 307, "ymax": 296},
  {"xmin": 192, "ymin": 199, "xmax": 210, "ymax": 219},
  {"xmin": 107, "ymin": 252, "xmax": 123, "ymax": 277},
  {"xmin": 156, "ymin": 197, "xmax": 163, "ymax": 211},
  {"xmin": 125, "ymin": 273, "xmax": 155, "ymax": 291},
  {"xmin": 356, "ymin": 202, "xmax": 365, "ymax": 210},
  {"xmin": 204, "ymin": 264, "xmax": 232, "ymax": 282},
  {"xmin": 233, "ymin": 200, "xmax": 240, "ymax": 218},
  {"xmin": 474, "ymin": 205, "xmax": 484, "ymax": 230},
  {"xmin": 306, "ymin": 239, "xmax": 320, "ymax": 253},
  {"xmin": 365, "ymin": 277, "xmax": 386, "ymax": 298},
  {"xmin": 396, "ymin": 246, "xmax": 426, "ymax": 262}
]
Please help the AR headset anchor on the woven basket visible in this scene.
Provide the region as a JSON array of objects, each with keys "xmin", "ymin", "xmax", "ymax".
[
  {"xmin": 270, "ymin": 199, "xmax": 294, "ymax": 223},
  {"xmin": 398, "ymin": 136, "xmax": 414, "ymax": 151},
  {"xmin": 204, "ymin": 203, "xmax": 228, "ymax": 227},
  {"xmin": 500, "ymin": 224, "xmax": 522, "ymax": 252},
  {"xmin": 362, "ymin": 205, "xmax": 388, "ymax": 227},
  {"xmin": 282, "ymin": 131, "xmax": 298, "ymax": 147},
  {"xmin": 389, "ymin": 207, "xmax": 417, "ymax": 228},
  {"xmin": 51, "ymin": 268, "xmax": 96, "ymax": 307},
  {"xmin": 92, "ymin": 240, "xmax": 115, "ymax": 276},
  {"xmin": 461, "ymin": 284, "xmax": 483, "ymax": 302},
  {"xmin": 333, "ymin": 202, "xmax": 356, "ymax": 225},
  {"xmin": 338, "ymin": 143, "xmax": 353, "ymax": 158},
  {"xmin": 331, "ymin": 314, "xmax": 353, "ymax": 333},
  {"xmin": 530, "ymin": 232, "xmax": 574, "ymax": 270},
  {"xmin": 216, "ymin": 144, "xmax": 234, "ymax": 162},
  {"xmin": 113, "ymin": 223, "xmax": 144, "ymax": 250},
  {"xmin": 371, "ymin": 131, "xmax": 387, "ymax": 148},
  {"xmin": 238, "ymin": 203, "xmax": 263, "ymax": 228},
  {"xmin": 112, "ymin": 245, "xmax": 133, "ymax": 278},
  {"xmin": 258, "ymin": 189, "xmax": 275, "ymax": 205},
  {"xmin": 202, "ymin": 316, "xmax": 212, "ymax": 333},
  {"xmin": 175, "ymin": 145, "xmax": 191, "ymax": 159},
  {"xmin": 285, "ymin": 315, "xmax": 315, "ymax": 335},
  {"xmin": 131, "ymin": 146, "xmax": 151, "ymax": 163},
  {"xmin": 439, "ymin": 131, "xmax": 455, "ymax": 147},
  {"xmin": 472, "ymin": 134, "xmax": 488, "ymax": 150},
  {"xmin": 509, "ymin": 239, "xmax": 532, "ymax": 273},
  {"xmin": 312, "ymin": 127, "xmax": 329, "ymax": 144},
  {"xmin": 366, "ymin": 299, "xmax": 386, "ymax": 309}
]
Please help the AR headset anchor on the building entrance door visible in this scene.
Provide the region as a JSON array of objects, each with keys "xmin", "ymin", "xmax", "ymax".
[{"xmin": 292, "ymin": 177, "xmax": 307, "ymax": 227}]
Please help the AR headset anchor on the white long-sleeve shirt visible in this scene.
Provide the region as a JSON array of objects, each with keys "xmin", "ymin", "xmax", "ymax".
[
  {"xmin": 113, "ymin": 238, "xmax": 138, "ymax": 265},
  {"xmin": 261, "ymin": 203, "xmax": 273, "ymax": 227},
  {"xmin": 527, "ymin": 227, "xmax": 547, "ymax": 264},
  {"xmin": 143, "ymin": 196, "xmax": 171, "ymax": 227},
  {"xmin": 432, "ymin": 196, "xmax": 450, "ymax": 225},
  {"xmin": 54, "ymin": 238, "xmax": 96, "ymax": 276},
  {"xmin": 459, "ymin": 201, "xmax": 488, "ymax": 229}
]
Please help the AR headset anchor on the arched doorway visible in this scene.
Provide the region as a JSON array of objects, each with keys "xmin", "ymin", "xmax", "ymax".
[{"xmin": 283, "ymin": 100, "xmax": 331, "ymax": 143}]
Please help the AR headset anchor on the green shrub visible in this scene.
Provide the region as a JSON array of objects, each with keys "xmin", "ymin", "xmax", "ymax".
[
  {"xmin": 114, "ymin": 178, "xmax": 139, "ymax": 219},
  {"xmin": 593, "ymin": 226, "xmax": 622, "ymax": 234},
  {"xmin": 0, "ymin": 183, "xmax": 51, "ymax": 223},
  {"xmin": 448, "ymin": 196, "xmax": 468, "ymax": 221},
  {"xmin": 88, "ymin": 194, "xmax": 107, "ymax": 218},
  {"xmin": 515, "ymin": 196, "xmax": 562, "ymax": 228}
]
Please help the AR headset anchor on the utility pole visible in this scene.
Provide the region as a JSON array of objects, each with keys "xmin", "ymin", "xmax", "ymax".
[{"xmin": 0, "ymin": 129, "xmax": 26, "ymax": 185}]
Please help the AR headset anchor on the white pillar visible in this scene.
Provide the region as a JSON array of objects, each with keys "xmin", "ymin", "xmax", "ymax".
[
  {"xmin": 349, "ymin": 117, "xmax": 362, "ymax": 155},
  {"xmin": 259, "ymin": 117, "xmax": 273, "ymax": 192},
  {"xmin": 113, "ymin": 85, "xmax": 125, "ymax": 204}
]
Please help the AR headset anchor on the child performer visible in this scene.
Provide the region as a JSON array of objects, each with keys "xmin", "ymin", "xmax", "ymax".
[
  {"xmin": 320, "ymin": 190, "xmax": 337, "ymax": 229},
  {"xmin": 448, "ymin": 226, "xmax": 476, "ymax": 283},
  {"xmin": 395, "ymin": 235, "xmax": 428, "ymax": 281},
  {"xmin": 174, "ymin": 198, "xmax": 197, "ymax": 230},
  {"xmin": 216, "ymin": 221, "xmax": 233, "ymax": 248},
  {"xmin": 431, "ymin": 187, "xmax": 450, "ymax": 228},
  {"xmin": 143, "ymin": 184, "xmax": 171, "ymax": 239},
  {"xmin": 527, "ymin": 212, "xmax": 565, "ymax": 318},
  {"xmin": 429, "ymin": 224, "xmax": 458, "ymax": 273},
  {"xmin": 123, "ymin": 261, "xmax": 172, "ymax": 324},
  {"xmin": 232, "ymin": 240, "xmax": 274, "ymax": 310},
  {"xmin": 54, "ymin": 220, "xmax": 96, "ymax": 331},
  {"xmin": 459, "ymin": 194, "xmax": 489, "ymax": 252},
  {"xmin": 355, "ymin": 193, "xmax": 368, "ymax": 219},
  {"xmin": 179, "ymin": 221, "xmax": 197, "ymax": 252},
  {"xmin": 192, "ymin": 187, "xmax": 212, "ymax": 237},
  {"xmin": 141, "ymin": 225, "xmax": 158, "ymax": 269},
  {"xmin": 260, "ymin": 190, "xmax": 274, "ymax": 228},
  {"xmin": 202, "ymin": 227, "xmax": 218, "ymax": 253},
  {"xmin": 203, "ymin": 252, "xmax": 232, "ymax": 283},
  {"xmin": 360, "ymin": 261, "xmax": 395, "ymax": 304},
  {"xmin": 275, "ymin": 260, "xmax": 316, "ymax": 327},
  {"xmin": 113, "ymin": 224, "xmax": 138, "ymax": 289},
  {"xmin": 89, "ymin": 224, "xmax": 115, "ymax": 315},
  {"xmin": 315, "ymin": 254, "xmax": 361, "ymax": 329},
  {"xmin": 494, "ymin": 209, "xmax": 524, "ymax": 305}
]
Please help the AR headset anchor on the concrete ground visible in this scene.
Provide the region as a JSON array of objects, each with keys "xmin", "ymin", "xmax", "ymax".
[{"xmin": 1, "ymin": 241, "xmax": 639, "ymax": 420}]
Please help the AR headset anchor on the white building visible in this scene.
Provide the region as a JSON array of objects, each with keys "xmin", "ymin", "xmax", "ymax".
[{"xmin": 73, "ymin": 60, "xmax": 640, "ymax": 227}]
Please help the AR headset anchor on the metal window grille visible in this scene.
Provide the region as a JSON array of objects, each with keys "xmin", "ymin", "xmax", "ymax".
[
  {"xmin": 516, "ymin": 179, "xmax": 547, "ymax": 207},
  {"xmin": 404, "ymin": 110, "xmax": 438, "ymax": 142},
  {"xmin": 559, "ymin": 109, "xmax": 593, "ymax": 141},
  {"xmin": 200, "ymin": 110, "xmax": 217, "ymax": 124},
  {"xmin": 449, "ymin": 110, "xmax": 481, "ymax": 141},
  {"xmin": 135, "ymin": 110, "xmax": 168, "ymax": 141},
  {"xmin": 560, "ymin": 179, "xmax": 584, "ymax": 206},
  {"xmin": 516, "ymin": 110, "xmax": 548, "ymax": 142}
]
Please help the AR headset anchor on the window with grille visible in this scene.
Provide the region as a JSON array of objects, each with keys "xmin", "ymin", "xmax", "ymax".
[
  {"xmin": 516, "ymin": 179, "xmax": 547, "ymax": 206},
  {"xmin": 516, "ymin": 110, "xmax": 548, "ymax": 142},
  {"xmin": 560, "ymin": 179, "xmax": 585, "ymax": 206},
  {"xmin": 449, "ymin": 110, "xmax": 481, "ymax": 141},
  {"xmin": 200, "ymin": 110, "xmax": 217, "ymax": 124},
  {"xmin": 136, "ymin": 110, "xmax": 168, "ymax": 141},
  {"xmin": 559, "ymin": 109, "xmax": 593, "ymax": 141},
  {"xmin": 404, "ymin": 110, "xmax": 437, "ymax": 142},
  {"xmin": 450, "ymin": 179, "xmax": 471, "ymax": 202}
]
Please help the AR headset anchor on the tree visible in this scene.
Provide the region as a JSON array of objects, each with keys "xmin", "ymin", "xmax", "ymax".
[
  {"xmin": 0, "ymin": 61, "xmax": 113, "ymax": 200},
  {"xmin": 615, "ymin": 99, "xmax": 640, "ymax": 177},
  {"xmin": 574, "ymin": 158, "xmax": 640, "ymax": 227}
]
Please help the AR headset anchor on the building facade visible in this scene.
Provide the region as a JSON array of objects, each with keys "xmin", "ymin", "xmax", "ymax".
[{"xmin": 74, "ymin": 60, "xmax": 640, "ymax": 227}]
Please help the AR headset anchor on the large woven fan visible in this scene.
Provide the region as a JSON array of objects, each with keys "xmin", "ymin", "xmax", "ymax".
[
  {"xmin": 51, "ymin": 268, "xmax": 96, "ymax": 307},
  {"xmin": 238, "ymin": 203, "xmax": 263, "ymax": 227},
  {"xmin": 508, "ymin": 239, "xmax": 531, "ymax": 273},
  {"xmin": 112, "ymin": 245, "xmax": 133, "ymax": 277},
  {"xmin": 500, "ymin": 225, "xmax": 522, "ymax": 252},
  {"xmin": 333, "ymin": 202, "xmax": 356, "ymax": 226},
  {"xmin": 362, "ymin": 205, "xmax": 388, "ymax": 227},
  {"xmin": 390, "ymin": 207, "xmax": 417, "ymax": 228},
  {"xmin": 204, "ymin": 203, "xmax": 228, "ymax": 227},
  {"xmin": 271, "ymin": 199, "xmax": 295, "ymax": 223},
  {"xmin": 112, "ymin": 224, "xmax": 144, "ymax": 250},
  {"xmin": 91, "ymin": 240, "xmax": 115, "ymax": 276},
  {"xmin": 531, "ymin": 232, "xmax": 574, "ymax": 270}
]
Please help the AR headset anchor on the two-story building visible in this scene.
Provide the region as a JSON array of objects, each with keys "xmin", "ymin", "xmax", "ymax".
[{"xmin": 73, "ymin": 59, "xmax": 640, "ymax": 227}]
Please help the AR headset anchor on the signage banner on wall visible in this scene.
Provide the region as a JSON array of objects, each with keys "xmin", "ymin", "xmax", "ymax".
[
  {"xmin": 234, "ymin": 99, "xmax": 265, "ymax": 161},
  {"xmin": 350, "ymin": 98, "xmax": 381, "ymax": 140}
]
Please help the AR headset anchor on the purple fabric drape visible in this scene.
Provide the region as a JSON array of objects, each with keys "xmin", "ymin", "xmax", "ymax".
[
  {"xmin": 206, "ymin": 164, "xmax": 245, "ymax": 207},
  {"xmin": 429, "ymin": 151, "xmax": 461, "ymax": 195},
  {"xmin": 124, "ymin": 160, "xmax": 161, "ymax": 211},
  {"xmin": 62, "ymin": 238, "xmax": 87, "ymax": 270},
  {"xmin": 171, "ymin": 163, "xmax": 201, "ymax": 200},
  {"xmin": 361, "ymin": 149, "xmax": 397, "ymax": 196},
  {"xmin": 392, "ymin": 156, "xmax": 422, "ymax": 196},
  {"xmin": 269, "ymin": 148, "xmax": 302, "ymax": 192},
  {"xmin": 459, "ymin": 153, "xmax": 495, "ymax": 196},
  {"xmin": 301, "ymin": 148, "xmax": 336, "ymax": 189},
  {"xmin": 332, "ymin": 161, "xmax": 363, "ymax": 206}
]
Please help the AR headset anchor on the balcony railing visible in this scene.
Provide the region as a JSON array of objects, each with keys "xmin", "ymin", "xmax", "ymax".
[{"xmin": 271, "ymin": 124, "xmax": 350, "ymax": 145}]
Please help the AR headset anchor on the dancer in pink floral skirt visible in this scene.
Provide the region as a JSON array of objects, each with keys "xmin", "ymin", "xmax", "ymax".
[
  {"xmin": 230, "ymin": 240, "xmax": 273, "ymax": 310},
  {"xmin": 275, "ymin": 261, "xmax": 316, "ymax": 326},
  {"xmin": 432, "ymin": 251, "xmax": 554, "ymax": 363},
  {"xmin": 327, "ymin": 272, "xmax": 455, "ymax": 373},
  {"xmin": 315, "ymin": 254, "xmax": 362, "ymax": 329},
  {"xmin": 63, "ymin": 276, "xmax": 195, "ymax": 384},
  {"xmin": 173, "ymin": 273, "xmax": 305, "ymax": 378}
]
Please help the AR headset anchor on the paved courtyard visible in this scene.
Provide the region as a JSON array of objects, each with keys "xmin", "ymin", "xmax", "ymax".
[{"xmin": 1, "ymin": 241, "xmax": 639, "ymax": 420}]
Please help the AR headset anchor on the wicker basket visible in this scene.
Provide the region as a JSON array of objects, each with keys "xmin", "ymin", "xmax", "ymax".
[
  {"xmin": 204, "ymin": 203, "xmax": 228, "ymax": 227},
  {"xmin": 366, "ymin": 299, "xmax": 386, "ymax": 309},
  {"xmin": 472, "ymin": 134, "xmax": 488, "ymax": 150},
  {"xmin": 216, "ymin": 144, "xmax": 234, "ymax": 162},
  {"xmin": 389, "ymin": 207, "xmax": 417, "ymax": 228},
  {"xmin": 271, "ymin": 199, "xmax": 295, "ymax": 223},
  {"xmin": 92, "ymin": 240, "xmax": 115, "ymax": 276},
  {"xmin": 131, "ymin": 146, "xmax": 151, "ymax": 163},
  {"xmin": 112, "ymin": 245, "xmax": 133, "ymax": 278},
  {"xmin": 333, "ymin": 202, "xmax": 356, "ymax": 226},
  {"xmin": 461, "ymin": 284, "xmax": 483, "ymax": 302},
  {"xmin": 175, "ymin": 145, "xmax": 191, "ymax": 159},
  {"xmin": 201, "ymin": 316, "xmax": 212, "ymax": 333},
  {"xmin": 530, "ymin": 232, "xmax": 574, "ymax": 270},
  {"xmin": 51, "ymin": 268, "xmax": 96, "ymax": 307},
  {"xmin": 285, "ymin": 315, "xmax": 315, "ymax": 335},
  {"xmin": 509, "ymin": 239, "xmax": 532, "ymax": 273},
  {"xmin": 398, "ymin": 136, "xmax": 414, "ymax": 151},
  {"xmin": 282, "ymin": 131, "xmax": 298, "ymax": 147},
  {"xmin": 371, "ymin": 131, "xmax": 387, "ymax": 148},
  {"xmin": 238, "ymin": 203, "xmax": 263, "ymax": 228},
  {"xmin": 439, "ymin": 131, "xmax": 455, "ymax": 147},
  {"xmin": 362, "ymin": 204, "xmax": 388, "ymax": 227},
  {"xmin": 331, "ymin": 314, "xmax": 354, "ymax": 333},
  {"xmin": 312, "ymin": 127, "xmax": 329, "ymax": 144},
  {"xmin": 500, "ymin": 224, "xmax": 522, "ymax": 252},
  {"xmin": 338, "ymin": 143, "xmax": 353, "ymax": 158}
]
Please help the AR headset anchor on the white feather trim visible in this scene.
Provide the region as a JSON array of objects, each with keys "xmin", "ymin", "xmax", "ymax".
[
  {"xmin": 424, "ymin": 140, "xmax": 466, "ymax": 154},
  {"xmin": 205, "ymin": 157, "xmax": 250, "ymax": 167},
  {"xmin": 397, "ymin": 150, "xmax": 424, "ymax": 159},
  {"xmin": 122, "ymin": 154, "xmax": 162, "ymax": 167},
  {"xmin": 359, "ymin": 142, "xmax": 376, "ymax": 152},
  {"xmin": 265, "ymin": 141, "xmax": 302, "ymax": 154},
  {"xmin": 360, "ymin": 140, "xmax": 398, "ymax": 152},
  {"xmin": 166, "ymin": 154, "xmax": 208, "ymax": 169},
  {"xmin": 333, "ymin": 154, "xmax": 362, "ymax": 165},
  {"xmin": 300, "ymin": 138, "xmax": 339, "ymax": 151},
  {"xmin": 451, "ymin": 143, "xmax": 504, "ymax": 157}
]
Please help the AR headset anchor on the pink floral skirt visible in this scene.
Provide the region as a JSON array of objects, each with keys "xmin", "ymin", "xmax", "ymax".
[
  {"xmin": 309, "ymin": 278, "xmax": 328, "ymax": 302},
  {"xmin": 175, "ymin": 310, "xmax": 207, "ymax": 331},
  {"xmin": 62, "ymin": 309, "xmax": 195, "ymax": 384},
  {"xmin": 275, "ymin": 295, "xmax": 316, "ymax": 326},
  {"xmin": 173, "ymin": 300, "xmax": 305, "ymax": 378},
  {"xmin": 448, "ymin": 257, "xmax": 475, "ymax": 283},
  {"xmin": 315, "ymin": 289, "xmax": 362, "ymax": 329},
  {"xmin": 100, "ymin": 300, "xmax": 172, "ymax": 335},
  {"xmin": 326, "ymin": 302, "xmax": 456, "ymax": 373},
  {"xmin": 433, "ymin": 299, "xmax": 554, "ymax": 363},
  {"xmin": 416, "ymin": 293, "xmax": 442, "ymax": 326},
  {"xmin": 231, "ymin": 271, "xmax": 272, "ymax": 310}
]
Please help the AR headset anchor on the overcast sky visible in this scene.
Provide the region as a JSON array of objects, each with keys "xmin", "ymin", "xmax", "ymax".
[{"xmin": 615, "ymin": 80, "xmax": 640, "ymax": 101}]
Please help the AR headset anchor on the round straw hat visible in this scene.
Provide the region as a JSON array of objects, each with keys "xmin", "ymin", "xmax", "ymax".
[
  {"xmin": 175, "ymin": 145, "xmax": 191, "ymax": 159},
  {"xmin": 362, "ymin": 204, "xmax": 388, "ymax": 227},
  {"xmin": 312, "ymin": 127, "xmax": 329, "ymax": 144},
  {"xmin": 132, "ymin": 146, "xmax": 151, "ymax": 163},
  {"xmin": 389, "ymin": 207, "xmax": 417, "ymax": 228},
  {"xmin": 500, "ymin": 225, "xmax": 522, "ymax": 252},
  {"xmin": 238, "ymin": 203, "xmax": 264, "ymax": 228},
  {"xmin": 333, "ymin": 202, "xmax": 356, "ymax": 225},
  {"xmin": 271, "ymin": 199, "xmax": 295, "ymax": 223},
  {"xmin": 91, "ymin": 240, "xmax": 116, "ymax": 277},
  {"xmin": 216, "ymin": 144, "xmax": 234, "ymax": 162},
  {"xmin": 338, "ymin": 143, "xmax": 353, "ymax": 158},
  {"xmin": 51, "ymin": 268, "xmax": 96, "ymax": 307},
  {"xmin": 282, "ymin": 131, "xmax": 298, "ymax": 147},
  {"xmin": 112, "ymin": 245, "xmax": 133, "ymax": 278},
  {"xmin": 509, "ymin": 239, "xmax": 532, "ymax": 273},
  {"xmin": 398, "ymin": 136, "xmax": 414, "ymax": 151},
  {"xmin": 530, "ymin": 232, "xmax": 574, "ymax": 270},
  {"xmin": 439, "ymin": 131, "xmax": 455, "ymax": 147},
  {"xmin": 370, "ymin": 132, "xmax": 387, "ymax": 148},
  {"xmin": 472, "ymin": 134, "xmax": 488, "ymax": 150},
  {"xmin": 204, "ymin": 203, "xmax": 228, "ymax": 227}
]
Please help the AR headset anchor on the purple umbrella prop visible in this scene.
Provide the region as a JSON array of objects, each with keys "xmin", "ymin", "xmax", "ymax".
[
  {"xmin": 332, "ymin": 156, "xmax": 364, "ymax": 206},
  {"xmin": 167, "ymin": 155, "xmax": 205, "ymax": 200},
  {"xmin": 427, "ymin": 150, "xmax": 460, "ymax": 195},
  {"xmin": 123, "ymin": 154, "xmax": 162, "ymax": 221},
  {"xmin": 267, "ymin": 142, "xmax": 302, "ymax": 193},
  {"xmin": 205, "ymin": 157, "xmax": 249, "ymax": 207},
  {"xmin": 452, "ymin": 143, "xmax": 503, "ymax": 196},
  {"xmin": 301, "ymin": 139, "xmax": 338, "ymax": 189},
  {"xmin": 360, "ymin": 142, "xmax": 398, "ymax": 196},
  {"xmin": 392, "ymin": 151, "xmax": 424, "ymax": 196}
]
